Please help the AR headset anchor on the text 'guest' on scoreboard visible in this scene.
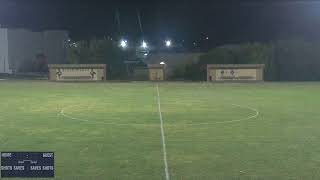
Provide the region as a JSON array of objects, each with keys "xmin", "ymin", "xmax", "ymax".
[{"xmin": 1, "ymin": 152, "xmax": 54, "ymax": 178}]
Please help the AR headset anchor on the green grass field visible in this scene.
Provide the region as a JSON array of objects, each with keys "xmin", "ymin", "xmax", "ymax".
[{"xmin": 1, "ymin": 80, "xmax": 320, "ymax": 180}]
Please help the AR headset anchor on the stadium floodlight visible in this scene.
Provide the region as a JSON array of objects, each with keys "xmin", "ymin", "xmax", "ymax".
[
  {"xmin": 165, "ymin": 40, "xmax": 171, "ymax": 47},
  {"xmin": 141, "ymin": 41, "xmax": 148, "ymax": 49},
  {"xmin": 120, "ymin": 39, "xmax": 128, "ymax": 49}
]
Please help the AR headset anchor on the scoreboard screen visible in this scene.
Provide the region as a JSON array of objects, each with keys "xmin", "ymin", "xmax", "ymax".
[{"xmin": 1, "ymin": 152, "xmax": 54, "ymax": 178}]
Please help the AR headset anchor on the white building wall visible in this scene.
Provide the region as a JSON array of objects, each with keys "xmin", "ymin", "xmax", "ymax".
[
  {"xmin": 7, "ymin": 29, "xmax": 44, "ymax": 72},
  {"xmin": 0, "ymin": 28, "xmax": 11, "ymax": 73},
  {"xmin": 0, "ymin": 28, "xmax": 68, "ymax": 73}
]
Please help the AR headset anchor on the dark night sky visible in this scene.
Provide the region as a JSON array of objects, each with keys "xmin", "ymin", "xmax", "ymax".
[{"xmin": 1, "ymin": 0, "xmax": 320, "ymax": 48}]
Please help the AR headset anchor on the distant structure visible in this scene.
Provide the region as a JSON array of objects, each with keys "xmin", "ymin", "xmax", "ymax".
[
  {"xmin": 48, "ymin": 64, "xmax": 107, "ymax": 82},
  {"xmin": 207, "ymin": 64, "xmax": 265, "ymax": 82},
  {"xmin": 0, "ymin": 28, "xmax": 68, "ymax": 74},
  {"xmin": 144, "ymin": 52, "xmax": 204, "ymax": 78},
  {"xmin": 148, "ymin": 64, "xmax": 166, "ymax": 81}
]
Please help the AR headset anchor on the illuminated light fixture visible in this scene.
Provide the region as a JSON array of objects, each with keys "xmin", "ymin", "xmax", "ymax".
[
  {"xmin": 160, "ymin": 62, "xmax": 165, "ymax": 65},
  {"xmin": 120, "ymin": 39, "xmax": 128, "ymax": 48},
  {"xmin": 141, "ymin": 41, "xmax": 148, "ymax": 49},
  {"xmin": 141, "ymin": 41, "xmax": 148, "ymax": 48},
  {"xmin": 165, "ymin": 40, "xmax": 171, "ymax": 47}
]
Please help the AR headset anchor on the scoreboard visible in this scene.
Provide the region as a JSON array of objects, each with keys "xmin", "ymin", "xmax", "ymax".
[{"xmin": 1, "ymin": 152, "xmax": 54, "ymax": 178}]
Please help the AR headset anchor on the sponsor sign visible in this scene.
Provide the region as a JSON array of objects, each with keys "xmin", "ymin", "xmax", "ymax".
[
  {"xmin": 56, "ymin": 68, "xmax": 98, "ymax": 81},
  {"xmin": 215, "ymin": 69, "xmax": 257, "ymax": 81}
]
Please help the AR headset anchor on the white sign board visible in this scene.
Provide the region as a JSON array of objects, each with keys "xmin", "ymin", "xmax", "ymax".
[
  {"xmin": 215, "ymin": 69, "xmax": 257, "ymax": 81},
  {"xmin": 56, "ymin": 68, "xmax": 98, "ymax": 81}
]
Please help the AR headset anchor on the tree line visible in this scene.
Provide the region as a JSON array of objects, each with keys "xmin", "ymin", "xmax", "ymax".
[
  {"xmin": 67, "ymin": 38, "xmax": 320, "ymax": 81},
  {"xmin": 67, "ymin": 39, "xmax": 127, "ymax": 79},
  {"xmin": 178, "ymin": 39, "xmax": 320, "ymax": 81}
]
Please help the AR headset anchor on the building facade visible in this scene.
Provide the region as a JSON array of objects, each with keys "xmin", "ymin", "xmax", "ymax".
[
  {"xmin": 148, "ymin": 64, "xmax": 166, "ymax": 81},
  {"xmin": 0, "ymin": 28, "xmax": 68, "ymax": 74}
]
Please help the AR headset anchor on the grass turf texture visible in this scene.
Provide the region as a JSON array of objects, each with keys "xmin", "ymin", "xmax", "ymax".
[{"xmin": 0, "ymin": 81, "xmax": 320, "ymax": 180}]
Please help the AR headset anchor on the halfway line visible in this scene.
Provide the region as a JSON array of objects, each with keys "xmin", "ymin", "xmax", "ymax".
[{"xmin": 156, "ymin": 84, "xmax": 170, "ymax": 180}]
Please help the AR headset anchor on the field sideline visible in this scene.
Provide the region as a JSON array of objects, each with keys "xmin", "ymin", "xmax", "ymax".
[{"xmin": 1, "ymin": 81, "xmax": 320, "ymax": 180}]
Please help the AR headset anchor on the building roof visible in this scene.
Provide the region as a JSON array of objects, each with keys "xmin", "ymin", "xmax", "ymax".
[
  {"xmin": 48, "ymin": 64, "xmax": 106, "ymax": 68},
  {"xmin": 207, "ymin": 64, "xmax": 265, "ymax": 69},
  {"xmin": 148, "ymin": 64, "xmax": 166, "ymax": 69}
]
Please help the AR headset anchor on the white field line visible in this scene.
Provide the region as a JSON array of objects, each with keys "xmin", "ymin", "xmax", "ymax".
[
  {"xmin": 177, "ymin": 103, "xmax": 260, "ymax": 126},
  {"xmin": 59, "ymin": 107, "xmax": 156, "ymax": 127},
  {"xmin": 59, "ymin": 103, "xmax": 259, "ymax": 127},
  {"xmin": 156, "ymin": 84, "xmax": 170, "ymax": 180}
]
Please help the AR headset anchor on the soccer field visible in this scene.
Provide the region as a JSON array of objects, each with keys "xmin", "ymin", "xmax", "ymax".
[{"xmin": 1, "ymin": 81, "xmax": 320, "ymax": 180}]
